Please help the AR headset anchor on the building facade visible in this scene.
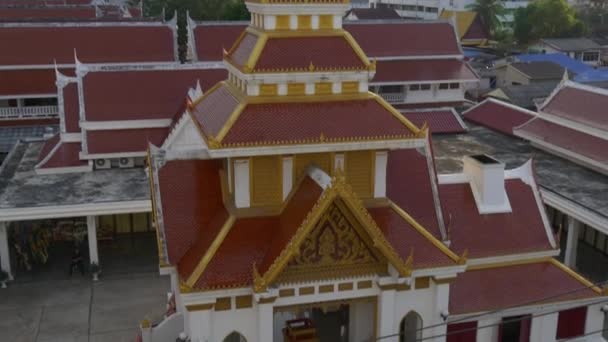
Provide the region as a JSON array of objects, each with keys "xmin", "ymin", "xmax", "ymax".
[{"xmin": 145, "ymin": 1, "xmax": 607, "ymax": 342}]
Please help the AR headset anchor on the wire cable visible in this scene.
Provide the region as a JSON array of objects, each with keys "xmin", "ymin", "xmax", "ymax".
[{"xmin": 375, "ymin": 280, "xmax": 608, "ymax": 341}]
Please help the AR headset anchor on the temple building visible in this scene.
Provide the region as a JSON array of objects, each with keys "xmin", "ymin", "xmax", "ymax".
[{"xmin": 145, "ymin": 1, "xmax": 607, "ymax": 341}]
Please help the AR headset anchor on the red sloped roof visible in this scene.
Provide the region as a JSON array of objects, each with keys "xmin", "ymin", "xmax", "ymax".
[
  {"xmin": 515, "ymin": 117, "xmax": 608, "ymax": 165},
  {"xmin": 0, "ymin": 68, "xmax": 73, "ymax": 96},
  {"xmin": 0, "ymin": 24, "xmax": 175, "ymax": 65},
  {"xmin": 193, "ymin": 22, "xmax": 461, "ymax": 61},
  {"xmin": 386, "ymin": 149, "xmax": 443, "ymax": 238},
  {"xmin": 157, "ymin": 159, "xmax": 225, "ymax": 265},
  {"xmin": 450, "ymin": 260, "xmax": 600, "ymax": 314},
  {"xmin": 373, "ymin": 59, "xmax": 477, "ymax": 83},
  {"xmin": 216, "ymin": 98, "xmax": 417, "ymax": 146},
  {"xmin": 38, "ymin": 141, "xmax": 86, "ymax": 169},
  {"xmin": 85, "ymin": 128, "xmax": 168, "ymax": 154},
  {"xmin": 62, "ymin": 82, "xmax": 80, "ymax": 133},
  {"xmin": 194, "ymin": 23, "xmax": 245, "ymax": 62},
  {"xmin": 239, "ymin": 36, "xmax": 367, "ymax": 72},
  {"xmin": 440, "ymin": 180, "xmax": 553, "ymax": 259},
  {"xmin": 189, "ymin": 83, "xmax": 240, "ymax": 138},
  {"xmin": 83, "ymin": 68, "xmax": 226, "ymax": 121},
  {"xmin": 196, "ymin": 177, "xmax": 323, "ymax": 289},
  {"xmin": 401, "ymin": 110, "xmax": 466, "ymax": 134},
  {"xmin": 345, "ymin": 22, "xmax": 461, "ymax": 57},
  {"xmin": 464, "ymin": 99, "xmax": 535, "ymax": 136},
  {"xmin": 369, "ymin": 206, "xmax": 455, "ymax": 269},
  {"xmin": 541, "ymin": 85, "xmax": 608, "ymax": 131},
  {"xmin": 0, "ymin": 6, "xmax": 96, "ymax": 19}
]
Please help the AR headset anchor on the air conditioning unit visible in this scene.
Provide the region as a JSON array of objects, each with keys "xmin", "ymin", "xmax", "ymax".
[
  {"xmin": 118, "ymin": 157, "xmax": 135, "ymax": 168},
  {"xmin": 95, "ymin": 159, "xmax": 111, "ymax": 170}
]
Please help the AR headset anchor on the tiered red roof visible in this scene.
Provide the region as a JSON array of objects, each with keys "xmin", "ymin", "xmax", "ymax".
[
  {"xmin": 0, "ymin": 68, "xmax": 73, "ymax": 96},
  {"xmin": 374, "ymin": 59, "xmax": 477, "ymax": 83},
  {"xmin": 82, "ymin": 68, "xmax": 226, "ymax": 121},
  {"xmin": 401, "ymin": 110, "xmax": 467, "ymax": 134},
  {"xmin": 541, "ymin": 84, "xmax": 608, "ymax": 131},
  {"xmin": 86, "ymin": 128, "xmax": 168, "ymax": 155},
  {"xmin": 227, "ymin": 33, "xmax": 368, "ymax": 72},
  {"xmin": 0, "ymin": 6, "xmax": 96, "ymax": 19},
  {"xmin": 0, "ymin": 23, "xmax": 175, "ymax": 65},
  {"xmin": 192, "ymin": 21, "xmax": 461, "ymax": 62},
  {"xmin": 439, "ymin": 180, "xmax": 553, "ymax": 258},
  {"xmin": 154, "ymin": 157, "xmax": 459, "ymax": 290},
  {"xmin": 450, "ymin": 260, "xmax": 600, "ymax": 314},
  {"xmin": 463, "ymin": 99, "xmax": 536, "ymax": 136},
  {"xmin": 514, "ymin": 117, "xmax": 608, "ymax": 166},
  {"xmin": 62, "ymin": 82, "xmax": 80, "ymax": 133}
]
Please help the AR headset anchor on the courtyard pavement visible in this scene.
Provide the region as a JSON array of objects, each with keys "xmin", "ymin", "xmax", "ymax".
[{"xmin": 0, "ymin": 272, "xmax": 170, "ymax": 342}]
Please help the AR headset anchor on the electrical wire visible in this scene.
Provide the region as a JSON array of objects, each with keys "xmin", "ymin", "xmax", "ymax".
[{"xmin": 374, "ymin": 278, "xmax": 608, "ymax": 341}]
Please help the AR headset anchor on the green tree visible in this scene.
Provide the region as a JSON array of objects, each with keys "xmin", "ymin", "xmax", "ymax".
[
  {"xmin": 513, "ymin": 0, "xmax": 587, "ymax": 45},
  {"xmin": 141, "ymin": 0, "xmax": 250, "ymax": 61},
  {"xmin": 466, "ymin": 0, "xmax": 506, "ymax": 36}
]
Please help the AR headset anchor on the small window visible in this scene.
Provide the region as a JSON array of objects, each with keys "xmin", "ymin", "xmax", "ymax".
[
  {"xmin": 449, "ymin": 83, "xmax": 460, "ymax": 89},
  {"xmin": 439, "ymin": 83, "xmax": 449, "ymax": 90},
  {"xmin": 556, "ymin": 307, "xmax": 587, "ymax": 339},
  {"xmin": 409, "ymin": 84, "xmax": 421, "ymax": 91},
  {"xmin": 420, "ymin": 84, "xmax": 431, "ymax": 91}
]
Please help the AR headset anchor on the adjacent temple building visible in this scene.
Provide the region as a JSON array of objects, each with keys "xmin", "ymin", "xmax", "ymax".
[{"xmin": 147, "ymin": 1, "xmax": 607, "ymax": 342}]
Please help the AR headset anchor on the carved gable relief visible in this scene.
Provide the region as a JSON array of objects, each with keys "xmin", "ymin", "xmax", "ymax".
[{"xmin": 278, "ymin": 200, "xmax": 386, "ymax": 283}]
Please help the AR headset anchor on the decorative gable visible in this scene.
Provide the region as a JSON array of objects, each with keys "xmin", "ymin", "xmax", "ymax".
[{"xmin": 278, "ymin": 199, "xmax": 386, "ymax": 283}]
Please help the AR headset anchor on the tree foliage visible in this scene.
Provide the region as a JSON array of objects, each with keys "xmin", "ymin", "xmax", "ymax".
[
  {"xmin": 513, "ymin": 0, "xmax": 587, "ymax": 45},
  {"xmin": 141, "ymin": 0, "xmax": 250, "ymax": 61},
  {"xmin": 466, "ymin": 0, "xmax": 506, "ymax": 36}
]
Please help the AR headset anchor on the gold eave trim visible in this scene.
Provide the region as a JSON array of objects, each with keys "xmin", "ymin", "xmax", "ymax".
[
  {"xmin": 548, "ymin": 258, "xmax": 603, "ymax": 295},
  {"xmin": 372, "ymin": 93, "xmax": 422, "ymax": 136},
  {"xmin": 389, "ymin": 201, "xmax": 464, "ymax": 264},
  {"xmin": 186, "ymin": 215, "xmax": 237, "ymax": 288}
]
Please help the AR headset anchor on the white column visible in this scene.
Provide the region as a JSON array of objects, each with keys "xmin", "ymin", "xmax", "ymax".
[
  {"xmin": 431, "ymin": 283, "xmax": 450, "ymax": 342},
  {"xmin": 234, "ymin": 159, "xmax": 251, "ymax": 208},
  {"xmin": 0, "ymin": 222, "xmax": 13, "ymax": 280},
  {"xmin": 187, "ymin": 308, "xmax": 212, "ymax": 342},
  {"xmin": 476, "ymin": 317, "xmax": 501, "ymax": 342},
  {"xmin": 282, "ymin": 157, "xmax": 293, "ymax": 200},
  {"xmin": 374, "ymin": 151, "xmax": 388, "ymax": 198},
  {"xmin": 585, "ymin": 303, "xmax": 605, "ymax": 339},
  {"xmin": 87, "ymin": 216, "xmax": 99, "ymax": 265},
  {"xmin": 565, "ymin": 217, "xmax": 581, "ymax": 268},
  {"xmin": 377, "ymin": 289, "xmax": 397, "ymax": 342},
  {"xmin": 257, "ymin": 302, "xmax": 273, "ymax": 342},
  {"xmin": 529, "ymin": 312, "xmax": 558, "ymax": 342}
]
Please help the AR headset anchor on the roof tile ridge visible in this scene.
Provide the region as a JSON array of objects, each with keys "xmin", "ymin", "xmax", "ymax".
[
  {"xmin": 371, "ymin": 93, "xmax": 422, "ymax": 136},
  {"xmin": 185, "ymin": 214, "xmax": 237, "ymax": 288},
  {"xmin": 388, "ymin": 201, "xmax": 463, "ymax": 264}
]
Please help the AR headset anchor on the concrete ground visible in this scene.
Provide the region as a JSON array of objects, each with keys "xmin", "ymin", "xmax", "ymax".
[{"xmin": 0, "ymin": 272, "xmax": 170, "ymax": 342}]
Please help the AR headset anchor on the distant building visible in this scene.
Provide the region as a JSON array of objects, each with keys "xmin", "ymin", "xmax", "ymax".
[
  {"xmin": 369, "ymin": 0, "xmax": 528, "ymax": 24},
  {"xmin": 345, "ymin": 7, "xmax": 401, "ymax": 20},
  {"xmin": 494, "ymin": 61, "xmax": 569, "ymax": 87},
  {"xmin": 484, "ymin": 82, "xmax": 557, "ymax": 109},
  {"xmin": 439, "ymin": 10, "xmax": 489, "ymax": 47},
  {"xmin": 535, "ymin": 38, "xmax": 602, "ymax": 67}
]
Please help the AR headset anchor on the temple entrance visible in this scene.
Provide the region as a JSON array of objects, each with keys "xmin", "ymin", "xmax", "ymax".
[
  {"xmin": 274, "ymin": 297, "xmax": 375, "ymax": 342},
  {"xmin": 5, "ymin": 213, "xmax": 157, "ymax": 282}
]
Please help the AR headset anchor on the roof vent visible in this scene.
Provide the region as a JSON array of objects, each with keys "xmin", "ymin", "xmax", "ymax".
[{"xmin": 463, "ymin": 154, "xmax": 512, "ymax": 214}]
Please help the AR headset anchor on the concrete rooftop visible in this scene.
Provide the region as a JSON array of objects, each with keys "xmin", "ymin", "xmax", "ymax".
[
  {"xmin": 433, "ymin": 124, "xmax": 608, "ymax": 220},
  {"xmin": 0, "ymin": 140, "xmax": 149, "ymax": 209}
]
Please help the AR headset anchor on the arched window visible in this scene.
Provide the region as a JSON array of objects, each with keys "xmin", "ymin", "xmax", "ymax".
[
  {"xmin": 400, "ymin": 311, "xmax": 423, "ymax": 342},
  {"xmin": 223, "ymin": 331, "xmax": 247, "ymax": 342}
]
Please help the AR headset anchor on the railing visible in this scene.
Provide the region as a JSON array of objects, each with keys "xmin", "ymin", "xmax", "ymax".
[
  {"xmin": 140, "ymin": 312, "xmax": 184, "ymax": 342},
  {"xmin": 380, "ymin": 93, "xmax": 405, "ymax": 103},
  {"xmin": 0, "ymin": 106, "xmax": 59, "ymax": 120}
]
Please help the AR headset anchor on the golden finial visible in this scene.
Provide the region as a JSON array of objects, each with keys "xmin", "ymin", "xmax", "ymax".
[
  {"xmin": 252, "ymin": 263, "xmax": 265, "ymax": 292},
  {"xmin": 319, "ymin": 132, "xmax": 326, "ymax": 142},
  {"xmin": 207, "ymin": 136, "xmax": 221, "ymax": 149},
  {"xmin": 404, "ymin": 248, "xmax": 415, "ymax": 275},
  {"xmin": 309, "ymin": 61, "xmax": 315, "ymax": 72}
]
